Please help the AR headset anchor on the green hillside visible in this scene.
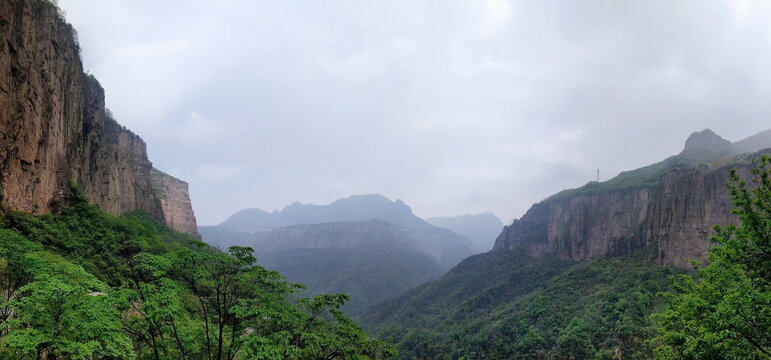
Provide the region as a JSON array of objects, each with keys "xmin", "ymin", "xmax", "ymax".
[
  {"xmin": 364, "ymin": 251, "xmax": 682, "ymax": 359},
  {"xmin": 0, "ymin": 182, "xmax": 394, "ymax": 359}
]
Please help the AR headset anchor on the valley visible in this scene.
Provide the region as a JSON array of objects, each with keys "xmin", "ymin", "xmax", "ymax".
[{"xmin": 1, "ymin": 0, "xmax": 770, "ymax": 359}]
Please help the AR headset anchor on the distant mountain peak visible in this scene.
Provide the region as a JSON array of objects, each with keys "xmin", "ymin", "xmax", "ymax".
[
  {"xmin": 218, "ymin": 194, "xmax": 435, "ymax": 232},
  {"xmin": 682, "ymin": 129, "xmax": 731, "ymax": 154},
  {"xmin": 732, "ymin": 128, "xmax": 771, "ymax": 154}
]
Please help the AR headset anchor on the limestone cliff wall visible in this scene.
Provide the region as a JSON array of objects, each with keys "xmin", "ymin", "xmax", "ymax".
[
  {"xmin": 493, "ymin": 160, "xmax": 759, "ymax": 267},
  {"xmin": 150, "ymin": 169, "xmax": 199, "ymax": 238},
  {"xmin": 0, "ymin": 0, "xmax": 198, "ymax": 237}
]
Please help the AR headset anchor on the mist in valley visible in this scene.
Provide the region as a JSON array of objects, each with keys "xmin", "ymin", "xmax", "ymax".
[{"xmin": 1, "ymin": 0, "xmax": 770, "ymax": 359}]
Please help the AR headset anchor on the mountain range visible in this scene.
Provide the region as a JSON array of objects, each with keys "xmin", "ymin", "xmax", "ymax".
[
  {"xmin": 363, "ymin": 128, "xmax": 771, "ymax": 358},
  {"xmin": 201, "ymin": 194, "xmax": 477, "ymax": 315}
]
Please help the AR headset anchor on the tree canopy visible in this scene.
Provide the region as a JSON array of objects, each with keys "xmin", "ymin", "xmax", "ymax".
[
  {"xmin": 0, "ymin": 182, "xmax": 395, "ymax": 359},
  {"xmin": 654, "ymin": 155, "xmax": 771, "ymax": 359}
]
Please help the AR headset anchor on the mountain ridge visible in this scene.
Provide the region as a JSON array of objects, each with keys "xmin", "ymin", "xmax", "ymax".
[
  {"xmin": 363, "ymin": 128, "xmax": 770, "ymax": 358},
  {"xmin": 206, "ymin": 194, "xmax": 476, "ymax": 269},
  {"xmin": 219, "ymin": 193, "xmax": 433, "ymax": 232},
  {"xmin": 201, "ymin": 195, "xmax": 478, "ymax": 315},
  {"xmin": 493, "ymin": 128, "xmax": 771, "ymax": 267}
]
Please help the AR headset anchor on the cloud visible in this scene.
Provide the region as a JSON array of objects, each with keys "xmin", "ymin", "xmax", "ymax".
[
  {"xmin": 466, "ymin": 0, "xmax": 513, "ymax": 40},
  {"xmin": 195, "ymin": 165, "xmax": 243, "ymax": 182},
  {"xmin": 58, "ymin": 0, "xmax": 771, "ymax": 225},
  {"xmin": 177, "ymin": 112, "xmax": 221, "ymax": 145},
  {"xmin": 114, "ymin": 38, "xmax": 194, "ymax": 61}
]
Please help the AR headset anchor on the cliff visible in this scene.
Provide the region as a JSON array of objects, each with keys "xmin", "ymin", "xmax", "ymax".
[
  {"xmin": 493, "ymin": 130, "xmax": 771, "ymax": 267},
  {"xmin": 0, "ymin": 0, "xmax": 199, "ymax": 237},
  {"xmin": 150, "ymin": 169, "xmax": 199, "ymax": 238}
]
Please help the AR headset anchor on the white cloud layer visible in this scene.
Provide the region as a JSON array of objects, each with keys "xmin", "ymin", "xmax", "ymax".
[{"xmin": 59, "ymin": 0, "xmax": 771, "ymax": 225}]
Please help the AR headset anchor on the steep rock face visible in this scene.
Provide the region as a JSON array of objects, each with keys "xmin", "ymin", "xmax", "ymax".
[
  {"xmin": 0, "ymin": 0, "xmax": 198, "ymax": 236},
  {"xmin": 493, "ymin": 155, "xmax": 759, "ymax": 267},
  {"xmin": 151, "ymin": 169, "xmax": 199, "ymax": 238}
]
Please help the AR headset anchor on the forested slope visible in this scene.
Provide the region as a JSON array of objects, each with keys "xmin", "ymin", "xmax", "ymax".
[{"xmin": 0, "ymin": 182, "xmax": 394, "ymax": 359}]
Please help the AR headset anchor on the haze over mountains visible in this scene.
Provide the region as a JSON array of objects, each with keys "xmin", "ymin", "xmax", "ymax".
[
  {"xmin": 4, "ymin": 0, "xmax": 771, "ymax": 357},
  {"xmin": 220, "ymin": 194, "xmax": 437, "ymax": 233},
  {"xmin": 495, "ymin": 129, "xmax": 771, "ymax": 267},
  {"xmin": 201, "ymin": 194, "xmax": 477, "ymax": 315},
  {"xmin": 426, "ymin": 213, "xmax": 503, "ymax": 252},
  {"xmin": 365, "ymin": 128, "xmax": 771, "ymax": 358}
]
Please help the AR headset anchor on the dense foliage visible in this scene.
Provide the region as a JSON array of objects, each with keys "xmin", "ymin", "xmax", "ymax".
[
  {"xmin": 262, "ymin": 246, "xmax": 443, "ymax": 317},
  {"xmin": 653, "ymin": 155, "xmax": 771, "ymax": 359},
  {"xmin": 0, "ymin": 182, "xmax": 394, "ymax": 359},
  {"xmin": 364, "ymin": 250, "xmax": 681, "ymax": 359}
]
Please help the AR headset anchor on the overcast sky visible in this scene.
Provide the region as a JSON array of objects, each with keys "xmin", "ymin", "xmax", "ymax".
[{"xmin": 58, "ymin": 0, "xmax": 771, "ymax": 226}]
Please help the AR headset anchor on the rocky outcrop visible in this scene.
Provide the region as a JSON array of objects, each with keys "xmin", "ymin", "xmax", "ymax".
[
  {"xmin": 0, "ymin": 0, "xmax": 198, "ymax": 236},
  {"xmin": 151, "ymin": 169, "xmax": 199, "ymax": 238},
  {"xmin": 493, "ymin": 130, "xmax": 771, "ymax": 268}
]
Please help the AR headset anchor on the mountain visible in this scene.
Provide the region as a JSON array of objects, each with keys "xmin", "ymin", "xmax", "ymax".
[
  {"xmin": 202, "ymin": 195, "xmax": 476, "ymax": 316},
  {"xmin": 220, "ymin": 194, "xmax": 434, "ymax": 232},
  {"xmin": 495, "ymin": 129, "xmax": 771, "ymax": 267},
  {"xmin": 209, "ymin": 194, "xmax": 475, "ymax": 269},
  {"xmin": 363, "ymin": 128, "xmax": 771, "ymax": 358},
  {"xmin": 198, "ymin": 225, "xmax": 266, "ymax": 250},
  {"xmin": 363, "ymin": 252, "xmax": 679, "ymax": 359},
  {"xmin": 257, "ymin": 220, "xmax": 445, "ymax": 316},
  {"xmin": 731, "ymin": 128, "xmax": 771, "ymax": 154},
  {"xmin": 427, "ymin": 213, "xmax": 503, "ymax": 252},
  {"xmin": 0, "ymin": 0, "xmax": 198, "ymax": 237}
]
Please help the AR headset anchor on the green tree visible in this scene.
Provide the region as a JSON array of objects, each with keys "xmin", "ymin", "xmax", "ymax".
[
  {"xmin": 653, "ymin": 155, "xmax": 771, "ymax": 359},
  {"xmin": 556, "ymin": 317, "xmax": 595, "ymax": 360},
  {"xmin": 0, "ymin": 182, "xmax": 394, "ymax": 359},
  {"xmin": 169, "ymin": 246, "xmax": 395, "ymax": 360},
  {"xmin": 117, "ymin": 252, "xmax": 201, "ymax": 360},
  {"xmin": 0, "ymin": 230, "xmax": 41, "ymax": 332},
  {"xmin": 1, "ymin": 252, "xmax": 133, "ymax": 359}
]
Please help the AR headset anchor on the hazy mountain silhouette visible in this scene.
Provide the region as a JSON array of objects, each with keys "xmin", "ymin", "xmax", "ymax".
[
  {"xmin": 219, "ymin": 194, "xmax": 433, "ymax": 232},
  {"xmin": 201, "ymin": 195, "xmax": 477, "ymax": 316},
  {"xmin": 426, "ymin": 213, "xmax": 503, "ymax": 253}
]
